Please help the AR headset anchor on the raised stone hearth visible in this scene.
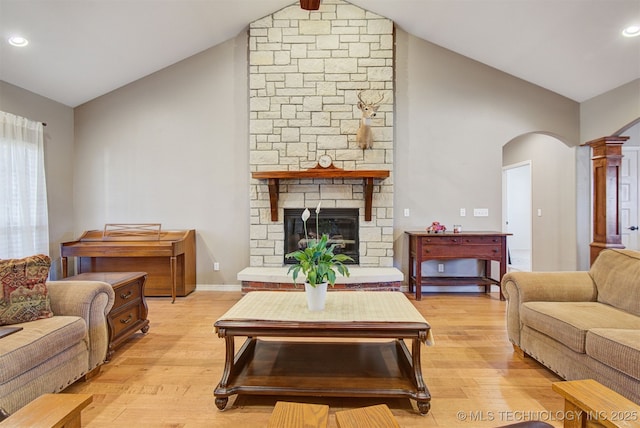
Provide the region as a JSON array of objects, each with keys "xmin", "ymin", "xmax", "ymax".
[{"xmin": 238, "ymin": 267, "xmax": 403, "ymax": 293}]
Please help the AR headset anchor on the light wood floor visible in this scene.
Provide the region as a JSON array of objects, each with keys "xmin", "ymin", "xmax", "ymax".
[{"xmin": 65, "ymin": 290, "xmax": 566, "ymax": 427}]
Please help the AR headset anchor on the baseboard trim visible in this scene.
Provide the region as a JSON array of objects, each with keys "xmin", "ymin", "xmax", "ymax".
[{"xmin": 195, "ymin": 284, "xmax": 241, "ymax": 292}]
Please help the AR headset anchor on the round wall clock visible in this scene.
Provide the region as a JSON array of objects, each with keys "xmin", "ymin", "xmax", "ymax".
[{"xmin": 318, "ymin": 154, "xmax": 333, "ymax": 168}]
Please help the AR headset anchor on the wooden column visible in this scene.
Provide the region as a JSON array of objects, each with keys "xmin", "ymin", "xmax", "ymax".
[{"xmin": 584, "ymin": 136, "xmax": 629, "ymax": 264}]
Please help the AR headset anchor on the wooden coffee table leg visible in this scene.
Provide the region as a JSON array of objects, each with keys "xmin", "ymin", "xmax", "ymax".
[
  {"xmin": 395, "ymin": 339, "xmax": 431, "ymax": 414},
  {"xmin": 214, "ymin": 336, "xmax": 259, "ymax": 410},
  {"xmin": 214, "ymin": 335, "xmax": 235, "ymax": 410},
  {"xmin": 412, "ymin": 338, "xmax": 431, "ymax": 414}
]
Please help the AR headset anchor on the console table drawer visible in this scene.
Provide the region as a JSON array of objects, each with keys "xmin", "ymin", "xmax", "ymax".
[
  {"xmin": 422, "ymin": 236, "xmax": 501, "ymax": 245},
  {"xmin": 422, "ymin": 245, "xmax": 500, "ymax": 259},
  {"xmin": 114, "ymin": 280, "xmax": 143, "ymax": 308},
  {"xmin": 110, "ymin": 304, "xmax": 142, "ymax": 336},
  {"xmin": 457, "ymin": 236, "xmax": 502, "ymax": 245}
]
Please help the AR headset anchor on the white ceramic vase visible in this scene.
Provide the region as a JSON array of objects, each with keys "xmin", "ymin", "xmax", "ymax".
[{"xmin": 304, "ymin": 282, "xmax": 328, "ymax": 311}]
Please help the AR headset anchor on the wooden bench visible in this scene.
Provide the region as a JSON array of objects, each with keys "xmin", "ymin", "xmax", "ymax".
[
  {"xmin": 0, "ymin": 394, "xmax": 92, "ymax": 428},
  {"xmin": 267, "ymin": 401, "xmax": 329, "ymax": 428},
  {"xmin": 335, "ymin": 404, "xmax": 400, "ymax": 428},
  {"xmin": 552, "ymin": 380, "xmax": 640, "ymax": 428}
]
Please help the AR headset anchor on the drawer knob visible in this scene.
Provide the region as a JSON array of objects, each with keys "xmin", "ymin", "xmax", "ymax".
[
  {"xmin": 120, "ymin": 290, "xmax": 133, "ymax": 300},
  {"xmin": 120, "ymin": 314, "xmax": 133, "ymax": 324}
]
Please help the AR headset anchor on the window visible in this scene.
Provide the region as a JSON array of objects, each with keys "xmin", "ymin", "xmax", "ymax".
[{"xmin": 0, "ymin": 111, "xmax": 49, "ymax": 258}]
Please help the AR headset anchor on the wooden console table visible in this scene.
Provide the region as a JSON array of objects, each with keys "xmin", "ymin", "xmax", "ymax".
[
  {"xmin": 405, "ymin": 231, "xmax": 510, "ymax": 301},
  {"xmin": 252, "ymin": 166, "xmax": 389, "ymax": 221}
]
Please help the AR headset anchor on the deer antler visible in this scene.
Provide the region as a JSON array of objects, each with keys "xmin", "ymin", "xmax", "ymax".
[{"xmin": 357, "ymin": 91, "xmax": 384, "ymax": 106}]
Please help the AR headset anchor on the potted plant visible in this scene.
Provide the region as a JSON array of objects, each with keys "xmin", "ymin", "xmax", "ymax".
[{"xmin": 285, "ymin": 203, "xmax": 353, "ymax": 310}]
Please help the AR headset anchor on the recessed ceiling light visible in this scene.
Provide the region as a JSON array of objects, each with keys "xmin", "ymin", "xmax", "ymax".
[
  {"xmin": 8, "ymin": 36, "xmax": 29, "ymax": 47},
  {"xmin": 622, "ymin": 25, "xmax": 640, "ymax": 37}
]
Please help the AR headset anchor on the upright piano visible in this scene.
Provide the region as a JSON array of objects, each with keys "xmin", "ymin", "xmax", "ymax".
[{"xmin": 61, "ymin": 226, "xmax": 196, "ymax": 302}]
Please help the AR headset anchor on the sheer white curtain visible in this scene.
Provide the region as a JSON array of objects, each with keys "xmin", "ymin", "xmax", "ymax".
[{"xmin": 0, "ymin": 111, "xmax": 49, "ymax": 258}]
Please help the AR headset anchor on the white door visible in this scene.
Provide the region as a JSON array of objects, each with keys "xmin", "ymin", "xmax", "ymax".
[
  {"xmin": 503, "ymin": 162, "xmax": 532, "ymax": 271},
  {"xmin": 621, "ymin": 147, "xmax": 639, "ymax": 250}
]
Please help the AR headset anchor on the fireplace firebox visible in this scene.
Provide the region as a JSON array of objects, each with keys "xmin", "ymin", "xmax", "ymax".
[{"xmin": 284, "ymin": 208, "xmax": 359, "ymax": 265}]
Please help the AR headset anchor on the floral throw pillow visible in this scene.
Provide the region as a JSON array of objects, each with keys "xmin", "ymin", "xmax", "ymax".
[{"xmin": 0, "ymin": 254, "xmax": 53, "ymax": 326}]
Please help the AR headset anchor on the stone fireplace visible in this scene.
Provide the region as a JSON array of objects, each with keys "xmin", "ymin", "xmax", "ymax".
[{"xmin": 240, "ymin": 0, "xmax": 402, "ymax": 291}]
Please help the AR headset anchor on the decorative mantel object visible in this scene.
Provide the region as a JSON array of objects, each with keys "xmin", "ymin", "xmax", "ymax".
[
  {"xmin": 252, "ymin": 167, "xmax": 390, "ymax": 221},
  {"xmin": 286, "ymin": 204, "xmax": 353, "ymax": 311},
  {"xmin": 300, "ymin": 0, "xmax": 321, "ymax": 10}
]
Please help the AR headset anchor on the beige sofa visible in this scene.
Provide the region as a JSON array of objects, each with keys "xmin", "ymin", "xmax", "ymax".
[
  {"xmin": 0, "ymin": 280, "xmax": 115, "ymax": 415},
  {"xmin": 502, "ymin": 248, "xmax": 640, "ymax": 404}
]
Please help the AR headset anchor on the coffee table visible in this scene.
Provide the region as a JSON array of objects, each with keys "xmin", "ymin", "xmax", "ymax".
[{"xmin": 213, "ymin": 291, "xmax": 433, "ymax": 414}]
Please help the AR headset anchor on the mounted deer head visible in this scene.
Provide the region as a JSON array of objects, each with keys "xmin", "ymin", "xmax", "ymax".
[{"xmin": 356, "ymin": 91, "xmax": 384, "ymax": 150}]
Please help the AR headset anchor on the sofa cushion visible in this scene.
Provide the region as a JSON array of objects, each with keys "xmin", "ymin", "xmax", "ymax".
[
  {"xmin": 520, "ymin": 301, "xmax": 640, "ymax": 353},
  {"xmin": 586, "ymin": 329, "xmax": 640, "ymax": 381},
  {"xmin": 0, "ymin": 315, "xmax": 86, "ymax": 384},
  {"xmin": 590, "ymin": 249, "xmax": 640, "ymax": 316},
  {"xmin": 0, "ymin": 255, "xmax": 53, "ymax": 326}
]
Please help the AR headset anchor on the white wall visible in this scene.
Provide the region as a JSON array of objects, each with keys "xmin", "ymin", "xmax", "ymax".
[
  {"xmin": 73, "ymin": 34, "xmax": 249, "ymax": 285},
  {"xmin": 580, "ymin": 79, "xmax": 640, "ymax": 142},
  {"xmin": 393, "ymin": 30, "xmax": 580, "ymax": 275}
]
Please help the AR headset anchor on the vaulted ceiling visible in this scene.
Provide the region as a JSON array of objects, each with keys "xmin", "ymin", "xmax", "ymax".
[{"xmin": 1, "ymin": 0, "xmax": 639, "ymax": 107}]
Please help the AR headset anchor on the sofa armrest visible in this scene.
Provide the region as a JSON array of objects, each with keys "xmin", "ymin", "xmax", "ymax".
[
  {"xmin": 46, "ymin": 281, "xmax": 115, "ymax": 370},
  {"xmin": 501, "ymin": 272, "xmax": 597, "ymax": 347}
]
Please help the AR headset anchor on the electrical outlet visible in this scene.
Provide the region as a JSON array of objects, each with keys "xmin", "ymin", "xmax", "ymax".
[
  {"xmin": 438, "ymin": 263, "xmax": 444, "ymax": 273},
  {"xmin": 214, "ymin": 262, "xmax": 220, "ymax": 271},
  {"xmin": 404, "ymin": 208, "xmax": 410, "ymax": 217},
  {"xmin": 473, "ymin": 208, "xmax": 489, "ymax": 217},
  {"xmin": 460, "ymin": 208, "xmax": 466, "ymax": 217}
]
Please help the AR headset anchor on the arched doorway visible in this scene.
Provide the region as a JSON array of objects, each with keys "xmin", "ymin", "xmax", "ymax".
[{"xmin": 503, "ymin": 132, "xmax": 576, "ymax": 271}]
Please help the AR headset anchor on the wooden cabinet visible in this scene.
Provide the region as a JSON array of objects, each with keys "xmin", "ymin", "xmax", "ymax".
[
  {"xmin": 60, "ymin": 272, "xmax": 149, "ymax": 361},
  {"xmin": 405, "ymin": 231, "xmax": 510, "ymax": 301}
]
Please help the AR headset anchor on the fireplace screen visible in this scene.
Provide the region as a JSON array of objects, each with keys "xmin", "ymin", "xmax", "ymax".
[{"xmin": 284, "ymin": 208, "xmax": 359, "ymax": 265}]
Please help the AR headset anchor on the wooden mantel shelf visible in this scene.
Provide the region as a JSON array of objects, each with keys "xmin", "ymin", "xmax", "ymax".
[{"xmin": 252, "ymin": 166, "xmax": 390, "ymax": 222}]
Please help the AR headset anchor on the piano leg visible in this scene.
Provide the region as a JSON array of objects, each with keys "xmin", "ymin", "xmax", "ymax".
[
  {"xmin": 170, "ymin": 256, "xmax": 177, "ymax": 304},
  {"xmin": 61, "ymin": 257, "xmax": 68, "ymax": 278}
]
